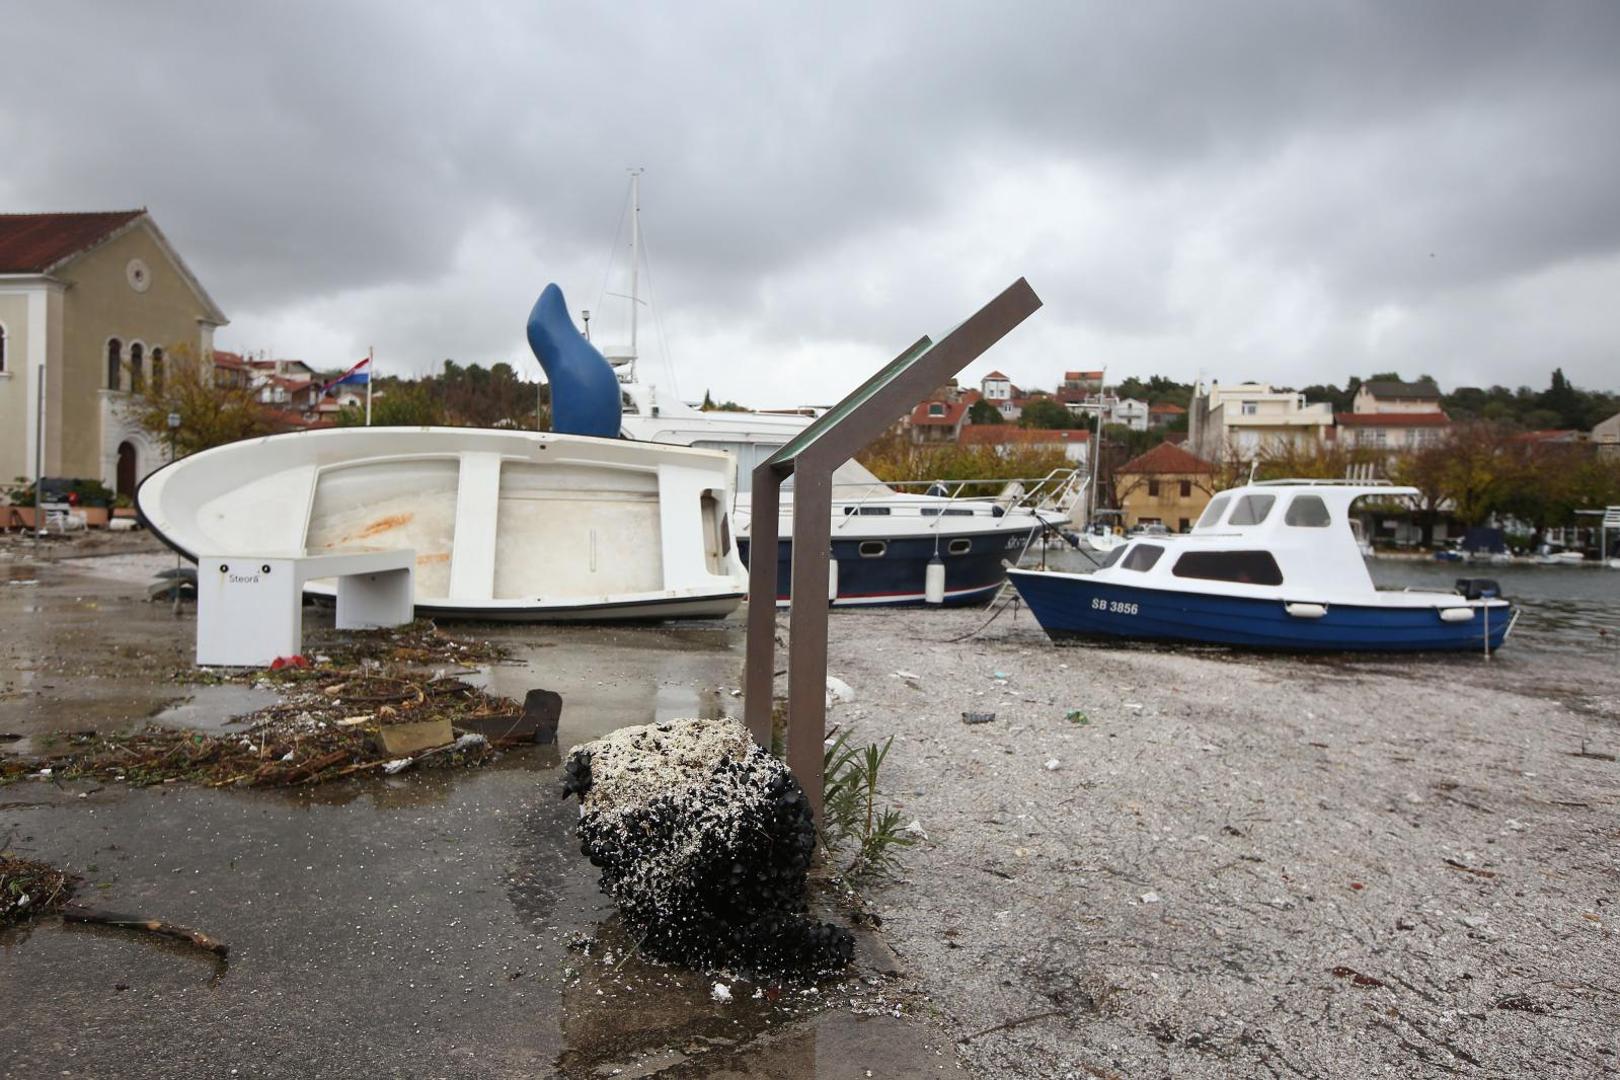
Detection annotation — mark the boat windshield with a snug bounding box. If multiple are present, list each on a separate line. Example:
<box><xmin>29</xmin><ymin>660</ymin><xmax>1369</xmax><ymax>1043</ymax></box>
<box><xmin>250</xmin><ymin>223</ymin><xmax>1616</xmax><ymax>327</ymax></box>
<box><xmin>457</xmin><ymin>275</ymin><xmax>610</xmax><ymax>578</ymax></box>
<box><xmin>1284</xmin><ymin>494</ymin><xmax>1332</xmax><ymax>527</ymax></box>
<box><xmin>1196</xmin><ymin>495</ymin><xmax>1230</xmax><ymax>529</ymax></box>
<box><xmin>1120</xmin><ymin>543</ymin><xmax>1164</xmax><ymax>572</ymax></box>
<box><xmin>1227</xmin><ymin>494</ymin><xmax>1276</xmax><ymax>526</ymax></box>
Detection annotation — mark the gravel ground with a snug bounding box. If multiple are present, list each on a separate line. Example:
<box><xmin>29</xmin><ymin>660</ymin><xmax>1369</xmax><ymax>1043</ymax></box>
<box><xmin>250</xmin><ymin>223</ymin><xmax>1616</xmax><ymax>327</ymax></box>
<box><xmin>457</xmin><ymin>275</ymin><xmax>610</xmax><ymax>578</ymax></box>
<box><xmin>816</xmin><ymin>607</ymin><xmax>1620</xmax><ymax>1079</ymax></box>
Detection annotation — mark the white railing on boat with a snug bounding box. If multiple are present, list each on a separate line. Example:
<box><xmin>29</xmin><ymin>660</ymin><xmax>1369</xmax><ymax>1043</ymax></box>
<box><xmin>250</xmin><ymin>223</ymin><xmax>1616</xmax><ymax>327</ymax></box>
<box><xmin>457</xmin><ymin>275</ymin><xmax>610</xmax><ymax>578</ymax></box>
<box><xmin>829</xmin><ymin>468</ymin><xmax>1087</xmax><ymax>532</ymax></box>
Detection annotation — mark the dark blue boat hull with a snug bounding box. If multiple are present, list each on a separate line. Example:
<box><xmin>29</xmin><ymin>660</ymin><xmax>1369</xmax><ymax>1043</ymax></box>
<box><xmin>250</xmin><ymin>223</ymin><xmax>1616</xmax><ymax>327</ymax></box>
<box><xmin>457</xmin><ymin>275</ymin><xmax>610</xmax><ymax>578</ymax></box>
<box><xmin>739</xmin><ymin>529</ymin><xmax>1037</xmax><ymax>607</ymax></box>
<box><xmin>1007</xmin><ymin>572</ymin><xmax>1514</xmax><ymax>652</ymax></box>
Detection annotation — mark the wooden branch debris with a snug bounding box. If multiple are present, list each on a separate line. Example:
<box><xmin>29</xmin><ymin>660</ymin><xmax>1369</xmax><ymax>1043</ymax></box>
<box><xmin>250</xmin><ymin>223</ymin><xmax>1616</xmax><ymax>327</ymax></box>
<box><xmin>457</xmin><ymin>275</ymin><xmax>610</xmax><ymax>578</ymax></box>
<box><xmin>61</xmin><ymin>902</ymin><xmax>229</xmax><ymax>958</ymax></box>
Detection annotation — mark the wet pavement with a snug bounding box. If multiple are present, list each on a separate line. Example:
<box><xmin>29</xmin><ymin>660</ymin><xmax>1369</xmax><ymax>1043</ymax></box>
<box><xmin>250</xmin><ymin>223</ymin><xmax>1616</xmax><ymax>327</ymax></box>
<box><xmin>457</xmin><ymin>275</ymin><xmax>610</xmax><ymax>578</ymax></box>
<box><xmin>0</xmin><ymin>549</ymin><xmax>958</xmax><ymax>1079</ymax></box>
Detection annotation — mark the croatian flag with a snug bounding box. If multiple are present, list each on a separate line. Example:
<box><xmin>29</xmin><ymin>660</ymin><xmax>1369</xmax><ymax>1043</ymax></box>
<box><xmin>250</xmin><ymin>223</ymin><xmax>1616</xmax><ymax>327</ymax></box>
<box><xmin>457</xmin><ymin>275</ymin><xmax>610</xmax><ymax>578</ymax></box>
<box><xmin>321</xmin><ymin>357</ymin><xmax>371</xmax><ymax>396</ymax></box>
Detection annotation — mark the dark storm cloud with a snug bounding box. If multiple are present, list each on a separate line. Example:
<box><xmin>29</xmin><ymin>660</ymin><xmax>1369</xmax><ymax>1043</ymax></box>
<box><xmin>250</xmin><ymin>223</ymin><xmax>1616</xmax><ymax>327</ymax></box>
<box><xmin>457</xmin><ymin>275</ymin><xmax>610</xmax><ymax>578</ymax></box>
<box><xmin>3</xmin><ymin>1</ymin><xmax>1617</xmax><ymax>401</ymax></box>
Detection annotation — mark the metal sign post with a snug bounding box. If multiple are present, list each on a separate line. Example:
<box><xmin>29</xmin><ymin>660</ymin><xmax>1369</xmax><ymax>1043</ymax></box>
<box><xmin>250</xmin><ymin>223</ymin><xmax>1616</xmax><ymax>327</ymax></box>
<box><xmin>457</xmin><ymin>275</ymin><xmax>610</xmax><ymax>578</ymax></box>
<box><xmin>743</xmin><ymin>279</ymin><xmax>1043</xmax><ymax>822</ymax></box>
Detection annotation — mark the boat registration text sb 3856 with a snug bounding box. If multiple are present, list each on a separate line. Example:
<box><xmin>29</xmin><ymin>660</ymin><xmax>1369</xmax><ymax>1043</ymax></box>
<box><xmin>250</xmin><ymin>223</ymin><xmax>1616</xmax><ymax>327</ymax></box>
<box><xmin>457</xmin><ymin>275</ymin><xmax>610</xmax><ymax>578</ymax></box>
<box><xmin>1091</xmin><ymin>598</ymin><xmax>1139</xmax><ymax>615</ymax></box>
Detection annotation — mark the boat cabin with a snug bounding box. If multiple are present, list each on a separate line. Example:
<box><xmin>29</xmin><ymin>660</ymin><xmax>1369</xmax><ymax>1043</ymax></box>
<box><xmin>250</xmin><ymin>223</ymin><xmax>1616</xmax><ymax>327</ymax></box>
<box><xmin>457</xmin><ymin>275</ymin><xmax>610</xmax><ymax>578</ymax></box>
<box><xmin>1089</xmin><ymin>480</ymin><xmax>1422</xmax><ymax>603</ymax></box>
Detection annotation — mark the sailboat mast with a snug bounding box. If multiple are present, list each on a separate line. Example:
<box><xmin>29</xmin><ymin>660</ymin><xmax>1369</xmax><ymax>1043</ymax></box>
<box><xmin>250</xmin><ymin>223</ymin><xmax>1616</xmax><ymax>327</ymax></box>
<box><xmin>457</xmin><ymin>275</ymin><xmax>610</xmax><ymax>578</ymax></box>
<box><xmin>627</xmin><ymin>167</ymin><xmax>642</xmax><ymax>381</ymax></box>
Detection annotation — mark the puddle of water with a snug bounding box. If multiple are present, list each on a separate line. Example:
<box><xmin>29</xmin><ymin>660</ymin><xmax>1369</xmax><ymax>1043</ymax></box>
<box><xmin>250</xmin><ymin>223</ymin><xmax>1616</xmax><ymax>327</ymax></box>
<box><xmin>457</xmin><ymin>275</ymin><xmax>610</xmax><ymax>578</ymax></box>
<box><xmin>149</xmin><ymin>683</ymin><xmax>281</xmax><ymax>734</ymax></box>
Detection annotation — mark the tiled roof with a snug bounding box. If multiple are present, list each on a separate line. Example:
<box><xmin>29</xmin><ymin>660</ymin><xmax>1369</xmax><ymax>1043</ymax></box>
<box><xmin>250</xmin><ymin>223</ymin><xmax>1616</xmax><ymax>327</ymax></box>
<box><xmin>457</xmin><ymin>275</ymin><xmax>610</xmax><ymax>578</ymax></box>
<box><xmin>1360</xmin><ymin>380</ymin><xmax>1440</xmax><ymax>401</ymax></box>
<box><xmin>1064</xmin><ymin>370</ymin><xmax>1104</xmax><ymax>381</ymax></box>
<box><xmin>1148</xmin><ymin>402</ymin><xmax>1186</xmax><ymax>414</ymax></box>
<box><xmin>1116</xmin><ymin>441</ymin><xmax>1215</xmax><ymax>475</ymax></box>
<box><xmin>1509</xmin><ymin>428</ymin><xmax>1582</xmax><ymax>443</ymax></box>
<box><xmin>983</xmin><ymin>370</ymin><xmax>1009</xmax><ymax>381</ymax></box>
<box><xmin>959</xmin><ymin>426</ymin><xmax>1089</xmax><ymax>446</ymax></box>
<box><xmin>0</xmin><ymin>210</ymin><xmax>146</xmax><ymax>273</ymax></box>
<box><xmin>909</xmin><ymin>400</ymin><xmax>968</xmax><ymax>426</ymax></box>
<box><xmin>1334</xmin><ymin>411</ymin><xmax>1450</xmax><ymax>427</ymax></box>
<box><xmin>211</xmin><ymin>350</ymin><xmax>250</xmax><ymax>370</ymax></box>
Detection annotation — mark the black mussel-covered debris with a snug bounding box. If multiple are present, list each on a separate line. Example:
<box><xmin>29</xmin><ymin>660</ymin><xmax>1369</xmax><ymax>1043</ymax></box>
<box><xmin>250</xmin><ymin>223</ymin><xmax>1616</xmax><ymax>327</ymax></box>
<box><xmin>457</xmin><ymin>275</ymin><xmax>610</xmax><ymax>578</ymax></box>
<box><xmin>562</xmin><ymin>717</ymin><xmax>853</xmax><ymax>976</ymax></box>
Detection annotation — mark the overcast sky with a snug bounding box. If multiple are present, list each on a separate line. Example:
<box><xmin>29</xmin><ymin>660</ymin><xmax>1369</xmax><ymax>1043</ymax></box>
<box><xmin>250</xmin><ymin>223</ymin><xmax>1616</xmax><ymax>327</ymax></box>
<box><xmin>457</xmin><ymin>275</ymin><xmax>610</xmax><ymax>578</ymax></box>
<box><xmin>5</xmin><ymin>2</ymin><xmax>1618</xmax><ymax>406</ymax></box>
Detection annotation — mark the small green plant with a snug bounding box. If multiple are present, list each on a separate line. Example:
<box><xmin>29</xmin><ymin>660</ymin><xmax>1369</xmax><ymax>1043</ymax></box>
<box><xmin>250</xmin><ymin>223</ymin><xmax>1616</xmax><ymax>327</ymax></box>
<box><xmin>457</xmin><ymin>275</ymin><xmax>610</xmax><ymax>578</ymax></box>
<box><xmin>821</xmin><ymin>731</ymin><xmax>916</xmax><ymax>881</ymax></box>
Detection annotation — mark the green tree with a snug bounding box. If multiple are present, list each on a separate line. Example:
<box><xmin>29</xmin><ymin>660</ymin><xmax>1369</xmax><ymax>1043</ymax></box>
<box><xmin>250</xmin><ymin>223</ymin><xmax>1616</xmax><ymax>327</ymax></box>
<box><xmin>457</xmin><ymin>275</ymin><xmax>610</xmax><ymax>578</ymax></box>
<box><xmin>131</xmin><ymin>344</ymin><xmax>276</xmax><ymax>455</ymax></box>
<box><xmin>968</xmin><ymin>399</ymin><xmax>1003</xmax><ymax>425</ymax></box>
<box><xmin>340</xmin><ymin>380</ymin><xmax>443</xmax><ymax>426</ymax></box>
<box><xmin>1018</xmin><ymin>398</ymin><xmax>1078</xmax><ymax>429</ymax></box>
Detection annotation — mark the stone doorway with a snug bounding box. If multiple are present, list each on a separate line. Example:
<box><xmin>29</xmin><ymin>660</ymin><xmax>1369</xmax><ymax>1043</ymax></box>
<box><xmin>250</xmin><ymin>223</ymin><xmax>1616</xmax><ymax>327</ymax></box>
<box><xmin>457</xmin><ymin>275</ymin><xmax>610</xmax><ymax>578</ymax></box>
<box><xmin>116</xmin><ymin>441</ymin><xmax>137</xmax><ymax>498</ymax></box>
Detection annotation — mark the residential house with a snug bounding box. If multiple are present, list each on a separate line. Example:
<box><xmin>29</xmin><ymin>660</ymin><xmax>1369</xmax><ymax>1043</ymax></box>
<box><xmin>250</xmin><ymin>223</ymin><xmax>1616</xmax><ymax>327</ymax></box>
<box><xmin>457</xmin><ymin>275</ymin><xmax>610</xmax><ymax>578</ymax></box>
<box><xmin>1061</xmin><ymin>370</ymin><xmax>1103</xmax><ymax>396</ymax></box>
<box><xmin>1332</xmin><ymin>411</ymin><xmax>1451</xmax><ymax>452</ymax></box>
<box><xmin>980</xmin><ymin>371</ymin><xmax>1012</xmax><ymax>403</ymax></box>
<box><xmin>1592</xmin><ymin>410</ymin><xmax>1620</xmax><ymax>458</ymax></box>
<box><xmin>959</xmin><ymin>425</ymin><xmax>1089</xmax><ymax>465</ymax></box>
<box><xmin>0</xmin><ymin>210</ymin><xmax>228</xmax><ymax>498</ymax></box>
<box><xmin>1352</xmin><ymin>379</ymin><xmax>1443</xmax><ymax>415</ymax></box>
<box><xmin>1188</xmin><ymin>382</ymin><xmax>1334</xmax><ymax>463</ymax></box>
<box><xmin>1147</xmin><ymin>402</ymin><xmax>1186</xmax><ymax>429</ymax></box>
<box><xmin>210</xmin><ymin>349</ymin><xmax>253</xmax><ymax>390</ymax></box>
<box><xmin>1107</xmin><ymin>397</ymin><xmax>1149</xmax><ymax>432</ymax></box>
<box><xmin>906</xmin><ymin>399</ymin><xmax>968</xmax><ymax>444</ymax></box>
<box><xmin>1113</xmin><ymin>441</ymin><xmax>1217</xmax><ymax>533</ymax></box>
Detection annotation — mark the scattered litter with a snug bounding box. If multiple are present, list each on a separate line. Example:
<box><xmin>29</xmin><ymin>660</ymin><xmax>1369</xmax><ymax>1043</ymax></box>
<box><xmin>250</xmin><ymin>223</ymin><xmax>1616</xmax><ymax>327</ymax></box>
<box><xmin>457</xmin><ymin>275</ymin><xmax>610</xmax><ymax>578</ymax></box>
<box><xmin>1123</xmin><ymin>702</ymin><xmax>1143</xmax><ymax>711</ymax></box>
<box><xmin>825</xmin><ymin>676</ymin><xmax>856</xmax><ymax>706</ymax></box>
<box><xmin>1065</xmin><ymin>710</ymin><xmax>1088</xmax><ymax>725</ymax></box>
<box><xmin>711</xmin><ymin>982</ymin><xmax>732</xmax><ymax>1003</ymax></box>
<box><xmin>903</xmin><ymin>819</ymin><xmax>927</xmax><ymax>840</ymax></box>
<box><xmin>1044</xmin><ymin>758</ymin><xmax>1061</xmax><ymax>771</ymax></box>
<box><xmin>269</xmin><ymin>655</ymin><xmax>310</xmax><ymax>671</ymax></box>
<box><xmin>1140</xmin><ymin>891</ymin><xmax>1162</xmax><ymax>904</ymax></box>
<box><xmin>892</xmin><ymin>670</ymin><xmax>921</xmax><ymax>681</ymax></box>
<box><xmin>1331</xmin><ymin>966</ymin><xmax>1385</xmax><ymax>988</ymax></box>
<box><xmin>962</xmin><ymin>711</ymin><xmax>996</xmax><ymax>725</ymax></box>
<box><xmin>381</xmin><ymin>758</ymin><xmax>412</xmax><ymax>775</ymax></box>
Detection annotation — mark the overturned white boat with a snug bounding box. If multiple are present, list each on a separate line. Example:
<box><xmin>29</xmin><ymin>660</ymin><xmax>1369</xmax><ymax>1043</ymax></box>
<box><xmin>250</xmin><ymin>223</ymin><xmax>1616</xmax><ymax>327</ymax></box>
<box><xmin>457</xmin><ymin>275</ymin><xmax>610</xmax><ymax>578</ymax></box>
<box><xmin>137</xmin><ymin>427</ymin><xmax>747</xmax><ymax>621</ymax></box>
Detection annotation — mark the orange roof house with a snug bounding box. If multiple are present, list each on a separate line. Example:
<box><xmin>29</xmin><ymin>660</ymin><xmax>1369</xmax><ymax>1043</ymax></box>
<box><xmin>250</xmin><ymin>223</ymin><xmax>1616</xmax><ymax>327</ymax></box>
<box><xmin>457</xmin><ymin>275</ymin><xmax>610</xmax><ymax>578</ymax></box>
<box><xmin>1113</xmin><ymin>442</ymin><xmax>1217</xmax><ymax>532</ymax></box>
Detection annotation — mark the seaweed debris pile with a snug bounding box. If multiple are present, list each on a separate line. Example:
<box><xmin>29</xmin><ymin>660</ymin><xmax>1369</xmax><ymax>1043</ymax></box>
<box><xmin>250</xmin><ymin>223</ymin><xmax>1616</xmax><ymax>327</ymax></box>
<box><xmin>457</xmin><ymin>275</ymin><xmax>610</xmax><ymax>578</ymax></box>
<box><xmin>1</xmin><ymin>855</ymin><xmax>76</xmax><ymax>926</ymax></box>
<box><xmin>562</xmin><ymin>717</ymin><xmax>854</xmax><ymax>977</ymax></box>
<box><xmin>3</xmin><ymin>621</ymin><xmax>528</xmax><ymax>788</ymax></box>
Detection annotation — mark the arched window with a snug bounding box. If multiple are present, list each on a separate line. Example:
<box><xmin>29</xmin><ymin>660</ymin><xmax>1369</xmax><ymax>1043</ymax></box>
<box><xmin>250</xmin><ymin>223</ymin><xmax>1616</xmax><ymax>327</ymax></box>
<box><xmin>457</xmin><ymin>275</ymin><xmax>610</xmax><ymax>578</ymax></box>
<box><xmin>130</xmin><ymin>342</ymin><xmax>145</xmax><ymax>393</ymax></box>
<box><xmin>151</xmin><ymin>347</ymin><xmax>164</xmax><ymax>395</ymax></box>
<box><xmin>107</xmin><ymin>338</ymin><xmax>123</xmax><ymax>390</ymax></box>
<box><xmin>0</xmin><ymin>322</ymin><xmax>8</xmax><ymax>374</ymax></box>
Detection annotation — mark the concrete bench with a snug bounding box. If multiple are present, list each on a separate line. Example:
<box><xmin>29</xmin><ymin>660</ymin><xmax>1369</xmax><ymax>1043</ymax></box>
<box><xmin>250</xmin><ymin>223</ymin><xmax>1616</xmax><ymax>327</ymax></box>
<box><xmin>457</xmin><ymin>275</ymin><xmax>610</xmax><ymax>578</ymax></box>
<box><xmin>196</xmin><ymin>549</ymin><xmax>415</xmax><ymax>667</ymax></box>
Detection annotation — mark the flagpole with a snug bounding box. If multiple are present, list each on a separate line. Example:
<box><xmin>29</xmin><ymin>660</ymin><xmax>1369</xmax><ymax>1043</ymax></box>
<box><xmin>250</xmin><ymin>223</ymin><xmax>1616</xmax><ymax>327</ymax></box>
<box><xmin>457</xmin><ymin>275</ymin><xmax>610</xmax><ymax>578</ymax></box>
<box><xmin>366</xmin><ymin>346</ymin><xmax>373</xmax><ymax>426</ymax></box>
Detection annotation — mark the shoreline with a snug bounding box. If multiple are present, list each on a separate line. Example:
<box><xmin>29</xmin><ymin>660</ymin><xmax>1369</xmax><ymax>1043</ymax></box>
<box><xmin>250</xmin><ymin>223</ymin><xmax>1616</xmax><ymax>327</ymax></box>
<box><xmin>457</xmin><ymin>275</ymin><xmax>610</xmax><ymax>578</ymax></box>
<box><xmin>819</xmin><ymin>606</ymin><xmax>1619</xmax><ymax>1078</ymax></box>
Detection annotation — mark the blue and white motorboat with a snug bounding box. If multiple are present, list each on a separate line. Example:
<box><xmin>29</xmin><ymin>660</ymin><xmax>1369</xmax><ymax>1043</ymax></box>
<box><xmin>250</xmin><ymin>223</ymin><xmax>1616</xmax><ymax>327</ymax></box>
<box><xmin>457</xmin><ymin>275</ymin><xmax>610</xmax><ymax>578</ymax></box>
<box><xmin>1007</xmin><ymin>480</ymin><xmax>1517</xmax><ymax>652</ymax></box>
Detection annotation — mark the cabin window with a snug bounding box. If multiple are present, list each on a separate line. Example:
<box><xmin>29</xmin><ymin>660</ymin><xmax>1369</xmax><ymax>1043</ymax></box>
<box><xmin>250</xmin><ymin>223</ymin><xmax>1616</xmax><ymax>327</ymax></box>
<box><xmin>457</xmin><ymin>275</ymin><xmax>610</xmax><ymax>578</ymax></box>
<box><xmin>1227</xmin><ymin>494</ymin><xmax>1276</xmax><ymax>526</ymax></box>
<box><xmin>700</xmin><ymin>493</ymin><xmax>731</xmax><ymax>574</ymax></box>
<box><xmin>948</xmin><ymin>538</ymin><xmax>972</xmax><ymax>555</ymax></box>
<box><xmin>1196</xmin><ymin>494</ymin><xmax>1230</xmax><ymax>529</ymax></box>
<box><xmin>107</xmin><ymin>338</ymin><xmax>122</xmax><ymax>389</ymax></box>
<box><xmin>1098</xmin><ymin>544</ymin><xmax>1128</xmax><ymax>569</ymax></box>
<box><xmin>129</xmin><ymin>343</ymin><xmax>145</xmax><ymax>393</ymax></box>
<box><xmin>1147</xmin><ymin>479</ymin><xmax>1160</xmax><ymax>497</ymax></box>
<box><xmin>1172</xmin><ymin>550</ymin><xmax>1284</xmax><ymax>586</ymax></box>
<box><xmin>1284</xmin><ymin>494</ymin><xmax>1331</xmax><ymax>528</ymax></box>
<box><xmin>921</xmin><ymin>507</ymin><xmax>974</xmax><ymax>517</ymax></box>
<box><xmin>843</xmin><ymin>505</ymin><xmax>891</xmax><ymax>516</ymax></box>
<box><xmin>858</xmin><ymin>540</ymin><xmax>887</xmax><ymax>558</ymax></box>
<box><xmin>1120</xmin><ymin>543</ymin><xmax>1164</xmax><ymax>572</ymax></box>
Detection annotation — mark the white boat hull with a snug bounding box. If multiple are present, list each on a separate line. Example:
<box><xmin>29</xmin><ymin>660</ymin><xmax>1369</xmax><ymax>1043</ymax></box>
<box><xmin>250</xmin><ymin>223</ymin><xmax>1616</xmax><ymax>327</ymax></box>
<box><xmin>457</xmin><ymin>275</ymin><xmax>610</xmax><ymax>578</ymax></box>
<box><xmin>137</xmin><ymin>427</ymin><xmax>747</xmax><ymax>621</ymax></box>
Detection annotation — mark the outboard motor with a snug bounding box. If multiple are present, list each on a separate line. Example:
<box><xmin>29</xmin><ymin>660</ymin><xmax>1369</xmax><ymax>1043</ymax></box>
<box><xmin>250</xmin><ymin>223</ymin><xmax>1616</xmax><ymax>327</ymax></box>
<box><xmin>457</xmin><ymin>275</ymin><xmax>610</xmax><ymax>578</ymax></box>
<box><xmin>1455</xmin><ymin>577</ymin><xmax>1502</xmax><ymax>601</ymax></box>
<box><xmin>526</xmin><ymin>283</ymin><xmax>623</xmax><ymax>438</ymax></box>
